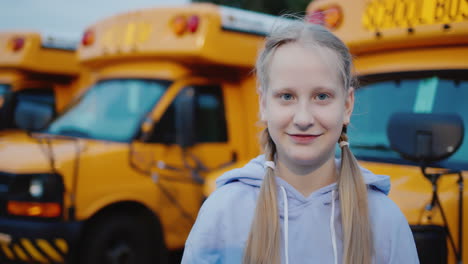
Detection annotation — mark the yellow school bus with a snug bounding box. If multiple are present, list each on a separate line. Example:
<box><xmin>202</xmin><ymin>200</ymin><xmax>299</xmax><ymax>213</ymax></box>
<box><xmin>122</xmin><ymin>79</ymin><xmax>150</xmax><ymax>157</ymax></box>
<box><xmin>305</xmin><ymin>0</ymin><xmax>467</xmax><ymax>263</ymax></box>
<box><xmin>0</xmin><ymin>4</ymin><xmax>287</xmax><ymax>263</ymax></box>
<box><xmin>0</xmin><ymin>32</ymin><xmax>82</xmax><ymax>132</ymax></box>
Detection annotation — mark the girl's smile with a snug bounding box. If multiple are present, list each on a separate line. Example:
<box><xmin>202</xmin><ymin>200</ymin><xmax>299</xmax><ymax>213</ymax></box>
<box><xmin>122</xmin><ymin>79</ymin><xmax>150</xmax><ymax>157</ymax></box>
<box><xmin>287</xmin><ymin>133</ymin><xmax>322</xmax><ymax>144</ymax></box>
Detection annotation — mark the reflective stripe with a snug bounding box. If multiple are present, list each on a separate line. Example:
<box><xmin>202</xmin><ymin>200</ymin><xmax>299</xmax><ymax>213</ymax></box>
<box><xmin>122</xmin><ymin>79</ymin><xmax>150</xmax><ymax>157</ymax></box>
<box><xmin>13</xmin><ymin>244</ymin><xmax>30</xmax><ymax>261</ymax></box>
<box><xmin>1</xmin><ymin>244</ymin><xmax>14</xmax><ymax>260</ymax></box>
<box><xmin>21</xmin><ymin>239</ymin><xmax>50</xmax><ymax>263</ymax></box>
<box><xmin>54</xmin><ymin>238</ymin><xmax>68</xmax><ymax>253</ymax></box>
<box><xmin>37</xmin><ymin>239</ymin><xmax>64</xmax><ymax>263</ymax></box>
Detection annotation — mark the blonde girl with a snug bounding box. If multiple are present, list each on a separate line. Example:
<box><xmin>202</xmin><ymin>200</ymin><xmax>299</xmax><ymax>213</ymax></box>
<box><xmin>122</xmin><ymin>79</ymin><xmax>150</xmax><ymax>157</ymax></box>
<box><xmin>182</xmin><ymin>19</ymin><xmax>419</xmax><ymax>264</ymax></box>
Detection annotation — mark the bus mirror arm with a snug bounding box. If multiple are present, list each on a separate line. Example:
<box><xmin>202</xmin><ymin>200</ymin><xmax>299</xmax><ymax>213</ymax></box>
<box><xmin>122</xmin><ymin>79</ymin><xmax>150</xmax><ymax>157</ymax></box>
<box><xmin>128</xmin><ymin>141</ymin><xmax>152</xmax><ymax>176</ymax></box>
<box><xmin>138</xmin><ymin>117</ymin><xmax>154</xmax><ymax>143</ymax></box>
<box><xmin>420</xmin><ymin>167</ymin><xmax>464</xmax><ymax>263</ymax></box>
<box><xmin>387</xmin><ymin>112</ymin><xmax>464</xmax><ymax>263</ymax></box>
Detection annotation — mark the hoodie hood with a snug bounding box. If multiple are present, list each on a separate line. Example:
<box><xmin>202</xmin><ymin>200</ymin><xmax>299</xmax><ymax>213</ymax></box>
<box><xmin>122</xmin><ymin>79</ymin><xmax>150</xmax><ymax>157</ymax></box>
<box><xmin>216</xmin><ymin>154</ymin><xmax>390</xmax><ymax>196</ymax></box>
<box><xmin>215</xmin><ymin>154</ymin><xmax>392</xmax><ymax>264</ymax></box>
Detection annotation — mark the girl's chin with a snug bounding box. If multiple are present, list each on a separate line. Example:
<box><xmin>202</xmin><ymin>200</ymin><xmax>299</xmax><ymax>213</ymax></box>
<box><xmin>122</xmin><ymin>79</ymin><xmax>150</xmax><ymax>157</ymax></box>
<box><xmin>287</xmin><ymin>155</ymin><xmax>321</xmax><ymax>166</ymax></box>
<box><xmin>284</xmin><ymin>151</ymin><xmax>335</xmax><ymax>167</ymax></box>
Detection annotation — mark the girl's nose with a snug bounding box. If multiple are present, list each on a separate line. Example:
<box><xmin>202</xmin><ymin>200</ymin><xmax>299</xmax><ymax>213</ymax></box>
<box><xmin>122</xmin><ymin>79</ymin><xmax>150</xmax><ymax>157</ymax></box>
<box><xmin>293</xmin><ymin>103</ymin><xmax>314</xmax><ymax>131</ymax></box>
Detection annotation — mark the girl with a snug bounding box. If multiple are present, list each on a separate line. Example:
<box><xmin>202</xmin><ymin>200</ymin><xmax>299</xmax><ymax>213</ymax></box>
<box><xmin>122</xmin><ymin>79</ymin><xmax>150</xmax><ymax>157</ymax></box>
<box><xmin>182</xmin><ymin>20</ymin><xmax>419</xmax><ymax>264</ymax></box>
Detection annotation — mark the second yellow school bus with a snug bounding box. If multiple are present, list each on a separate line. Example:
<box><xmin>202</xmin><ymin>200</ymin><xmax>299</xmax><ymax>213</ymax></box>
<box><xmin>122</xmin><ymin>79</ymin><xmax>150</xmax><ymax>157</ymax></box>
<box><xmin>0</xmin><ymin>4</ymin><xmax>288</xmax><ymax>264</ymax></box>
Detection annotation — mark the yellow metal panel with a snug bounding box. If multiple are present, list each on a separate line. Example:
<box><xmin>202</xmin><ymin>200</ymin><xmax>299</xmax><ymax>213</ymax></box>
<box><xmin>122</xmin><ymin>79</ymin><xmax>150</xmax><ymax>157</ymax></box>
<box><xmin>37</xmin><ymin>239</ymin><xmax>64</xmax><ymax>263</ymax></box>
<box><xmin>96</xmin><ymin>61</ymin><xmax>190</xmax><ymax>81</ymax></box>
<box><xmin>0</xmin><ymin>32</ymin><xmax>80</xmax><ymax>75</ymax></box>
<box><xmin>307</xmin><ymin>0</ymin><xmax>468</xmax><ymax>55</ymax></box>
<box><xmin>78</xmin><ymin>4</ymin><xmax>262</xmax><ymax>69</ymax></box>
<box><xmin>354</xmin><ymin>46</ymin><xmax>468</xmax><ymax>76</ymax></box>
<box><xmin>12</xmin><ymin>244</ymin><xmax>29</xmax><ymax>262</ymax></box>
<box><xmin>362</xmin><ymin>0</ymin><xmax>468</xmax><ymax>30</ymax></box>
<box><xmin>1</xmin><ymin>244</ymin><xmax>14</xmax><ymax>260</ymax></box>
<box><xmin>20</xmin><ymin>239</ymin><xmax>50</xmax><ymax>263</ymax></box>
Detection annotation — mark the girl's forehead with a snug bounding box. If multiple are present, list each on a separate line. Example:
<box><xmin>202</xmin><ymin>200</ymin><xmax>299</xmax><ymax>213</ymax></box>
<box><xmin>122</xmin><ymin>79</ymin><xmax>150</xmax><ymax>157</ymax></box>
<box><xmin>267</xmin><ymin>42</ymin><xmax>343</xmax><ymax>89</ymax></box>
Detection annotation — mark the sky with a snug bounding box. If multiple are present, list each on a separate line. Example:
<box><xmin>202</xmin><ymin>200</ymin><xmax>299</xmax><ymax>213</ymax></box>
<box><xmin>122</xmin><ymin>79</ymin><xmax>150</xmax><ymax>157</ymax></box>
<box><xmin>0</xmin><ymin>0</ymin><xmax>189</xmax><ymax>40</ymax></box>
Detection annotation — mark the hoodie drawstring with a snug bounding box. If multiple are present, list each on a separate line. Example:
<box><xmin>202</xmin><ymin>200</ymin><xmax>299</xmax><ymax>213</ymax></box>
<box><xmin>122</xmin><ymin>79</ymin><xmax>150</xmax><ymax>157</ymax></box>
<box><xmin>269</xmin><ymin>160</ymin><xmax>336</xmax><ymax>264</ymax></box>
<box><xmin>280</xmin><ymin>186</ymin><xmax>289</xmax><ymax>264</ymax></box>
<box><xmin>330</xmin><ymin>190</ymin><xmax>338</xmax><ymax>264</ymax></box>
<box><xmin>281</xmin><ymin>187</ymin><xmax>338</xmax><ymax>264</ymax></box>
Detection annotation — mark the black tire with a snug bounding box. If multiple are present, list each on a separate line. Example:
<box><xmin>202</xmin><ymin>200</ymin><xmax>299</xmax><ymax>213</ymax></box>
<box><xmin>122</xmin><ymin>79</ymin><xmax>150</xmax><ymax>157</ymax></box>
<box><xmin>79</xmin><ymin>212</ymin><xmax>167</xmax><ymax>264</ymax></box>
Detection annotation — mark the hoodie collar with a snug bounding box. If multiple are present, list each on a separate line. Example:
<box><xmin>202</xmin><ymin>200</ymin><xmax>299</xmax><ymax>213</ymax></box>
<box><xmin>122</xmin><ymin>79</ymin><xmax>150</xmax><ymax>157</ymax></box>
<box><xmin>216</xmin><ymin>154</ymin><xmax>391</xmax><ymax>198</ymax></box>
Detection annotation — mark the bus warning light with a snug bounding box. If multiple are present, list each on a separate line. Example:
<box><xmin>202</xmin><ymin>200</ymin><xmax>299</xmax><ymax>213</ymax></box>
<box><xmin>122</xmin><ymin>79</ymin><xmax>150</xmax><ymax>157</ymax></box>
<box><xmin>307</xmin><ymin>5</ymin><xmax>343</xmax><ymax>30</ymax></box>
<box><xmin>81</xmin><ymin>29</ymin><xmax>95</xmax><ymax>46</ymax></box>
<box><xmin>187</xmin><ymin>15</ymin><xmax>200</xmax><ymax>33</ymax></box>
<box><xmin>172</xmin><ymin>16</ymin><xmax>188</xmax><ymax>35</ymax></box>
<box><xmin>9</xmin><ymin>37</ymin><xmax>25</xmax><ymax>52</ymax></box>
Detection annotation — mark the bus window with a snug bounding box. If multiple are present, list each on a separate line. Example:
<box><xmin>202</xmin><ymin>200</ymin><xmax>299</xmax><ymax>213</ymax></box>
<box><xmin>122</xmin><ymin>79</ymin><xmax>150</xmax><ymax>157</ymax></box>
<box><xmin>350</xmin><ymin>71</ymin><xmax>468</xmax><ymax>170</ymax></box>
<box><xmin>148</xmin><ymin>85</ymin><xmax>228</xmax><ymax>144</ymax></box>
<box><xmin>195</xmin><ymin>86</ymin><xmax>227</xmax><ymax>143</ymax></box>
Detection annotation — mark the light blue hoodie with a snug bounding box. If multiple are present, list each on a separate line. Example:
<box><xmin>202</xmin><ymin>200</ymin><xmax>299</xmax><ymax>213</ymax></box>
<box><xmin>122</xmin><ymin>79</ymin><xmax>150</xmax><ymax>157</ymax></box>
<box><xmin>182</xmin><ymin>155</ymin><xmax>419</xmax><ymax>264</ymax></box>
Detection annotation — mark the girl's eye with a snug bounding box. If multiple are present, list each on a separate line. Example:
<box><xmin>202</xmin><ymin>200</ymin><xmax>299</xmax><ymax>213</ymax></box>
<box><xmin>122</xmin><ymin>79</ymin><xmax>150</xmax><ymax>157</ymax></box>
<box><xmin>316</xmin><ymin>93</ymin><xmax>330</xmax><ymax>101</ymax></box>
<box><xmin>280</xmin><ymin>93</ymin><xmax>294</xmax><ymax>101</ymax></box>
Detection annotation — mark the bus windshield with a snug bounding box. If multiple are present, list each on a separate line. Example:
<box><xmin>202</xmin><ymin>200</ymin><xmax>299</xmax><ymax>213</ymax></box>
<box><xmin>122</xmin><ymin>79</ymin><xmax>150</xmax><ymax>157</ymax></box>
<box><xmin>47</xmin><ymin>79</ymin><xmax>170</xmax><ymax>142</ymax></box>
<box><xmin>350</xmin><ymin>71</ymin><xmax>468</xmax><ymax>170</ymax></box>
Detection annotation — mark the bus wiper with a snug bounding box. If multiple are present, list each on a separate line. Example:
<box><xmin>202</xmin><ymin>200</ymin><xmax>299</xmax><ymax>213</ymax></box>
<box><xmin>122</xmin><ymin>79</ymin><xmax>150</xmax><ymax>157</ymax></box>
<box><xmin>55</xmin><ymin>127</ymin><xmax>90</xmax><ymax>137</ymax></box>
<box><xmin>351</xmin><ymin>143</ymin><xmax>393</xmax><ymax>151</ymax></box>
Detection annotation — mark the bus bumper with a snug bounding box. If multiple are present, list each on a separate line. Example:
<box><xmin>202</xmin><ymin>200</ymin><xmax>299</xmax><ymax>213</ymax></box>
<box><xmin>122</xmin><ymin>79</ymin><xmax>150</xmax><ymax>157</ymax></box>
<box><xmin>0</xmin><ymin>217</ymin><xmax>82</xmax><ymax>263</ymax></box>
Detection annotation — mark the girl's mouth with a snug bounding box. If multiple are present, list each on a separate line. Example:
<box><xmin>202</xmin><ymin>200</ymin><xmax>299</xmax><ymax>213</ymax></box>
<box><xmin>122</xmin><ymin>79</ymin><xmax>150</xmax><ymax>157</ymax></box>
<box><xmin>287</xmin><ymin>133</ymin><xmax>321</xmax><ymax>144</ymax></box>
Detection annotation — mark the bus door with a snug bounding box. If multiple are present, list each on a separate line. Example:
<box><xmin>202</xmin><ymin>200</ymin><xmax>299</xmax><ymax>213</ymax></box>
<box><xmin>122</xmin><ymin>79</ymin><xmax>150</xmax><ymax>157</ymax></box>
<box><xmin>131</xmin><ymin>77</ymin><xmax>235</xmax><ymax>236</ymax></box>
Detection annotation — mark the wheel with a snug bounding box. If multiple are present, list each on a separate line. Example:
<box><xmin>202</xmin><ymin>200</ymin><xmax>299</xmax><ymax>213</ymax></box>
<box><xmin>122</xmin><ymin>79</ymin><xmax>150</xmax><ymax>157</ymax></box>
<box><xmin>79</xmin><ymin>212</ymin><xmax>167</xmax><ymax>264</ymax></box>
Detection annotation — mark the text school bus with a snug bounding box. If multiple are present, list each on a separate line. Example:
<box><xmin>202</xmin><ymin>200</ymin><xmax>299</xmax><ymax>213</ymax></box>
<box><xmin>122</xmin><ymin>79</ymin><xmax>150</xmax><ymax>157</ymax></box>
<box><xmin>0</xmin><ymin>4</ymin><xmax>287</xmax><ymax>264</ymax></box>
<box><xmin>306</xmin><ymin>0</ymin><xmax>466</xmax><ymax>263</ymax></box>
<box><xmin>0</xmin><ymin>32</ymin><xmax>82</xmax><ymax>132</ymax></box>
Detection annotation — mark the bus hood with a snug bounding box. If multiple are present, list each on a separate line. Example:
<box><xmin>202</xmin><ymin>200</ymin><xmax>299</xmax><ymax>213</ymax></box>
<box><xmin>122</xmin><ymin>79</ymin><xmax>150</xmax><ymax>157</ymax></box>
<box><xmin>0</xmin><ymin>132</ymin><xmax>127</xmax><ymax>174</ymax></box>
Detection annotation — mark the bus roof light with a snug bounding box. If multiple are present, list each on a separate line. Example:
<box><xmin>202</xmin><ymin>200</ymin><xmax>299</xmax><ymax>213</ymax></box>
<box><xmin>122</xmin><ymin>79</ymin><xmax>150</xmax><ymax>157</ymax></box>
<box><xmin>307</xmin><ymin>5</ymin><xmax>343</xmax><ymax>30</ymax></box>
<box><xmin>172</xmin><ymin>16</ymin><xmax>188</xmax><ymax>36</ymax></box>
<box><xmin>10</xmin><ymin>37</ymin><xmax>25</xmax><ymax>52</ymax></box>
<box><xmin>307</xmin><ymin>11</ymin><xmax>325</xmax><ymax>26</ymax></box>
<box><xmin>187</xmin><ymin>15</ymin><xmax>200</xmax><ymax>33</ymax></box>
<box><xmin>81</xmin><ymin>29</ymin><xmax>95</xmax><ymax>46</ymax></box>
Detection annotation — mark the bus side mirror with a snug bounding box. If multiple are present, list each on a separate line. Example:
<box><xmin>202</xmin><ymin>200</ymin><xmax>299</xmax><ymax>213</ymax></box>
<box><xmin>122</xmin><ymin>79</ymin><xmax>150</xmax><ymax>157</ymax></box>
<box><xmin>0</xmin><ymin>92</ymin><xmax>14</xmax><ymax>130</ymax></box>
<box><xmin>14</xmin><ymin>100</ymin><xmax>54</xmax><ymax>131</ymax></box>
<box><xmin>175</xmin><ymin>87</ymin><xmax>195</xmax><ymax>148</ymax></box>
<box><xmin>387</xmin><ymin>112</ymin><xmax>464</xmax><ymax>165</ymax></box>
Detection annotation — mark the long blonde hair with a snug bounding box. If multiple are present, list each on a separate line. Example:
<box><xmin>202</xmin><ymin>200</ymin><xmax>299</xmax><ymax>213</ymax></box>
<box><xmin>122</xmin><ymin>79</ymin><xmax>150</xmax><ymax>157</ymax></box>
<box><xmin>243</xmin><ymin>21</ymin><xmax>373</xmax><ymax>264</ymax></box>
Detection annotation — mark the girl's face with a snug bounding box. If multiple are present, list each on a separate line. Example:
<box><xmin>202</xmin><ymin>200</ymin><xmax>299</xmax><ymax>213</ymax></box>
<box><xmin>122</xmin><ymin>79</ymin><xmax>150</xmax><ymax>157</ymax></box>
<box><xmin>260</xmin><ymin>42</ymin><xmax>354</xmax><ymax>168</ymax></box>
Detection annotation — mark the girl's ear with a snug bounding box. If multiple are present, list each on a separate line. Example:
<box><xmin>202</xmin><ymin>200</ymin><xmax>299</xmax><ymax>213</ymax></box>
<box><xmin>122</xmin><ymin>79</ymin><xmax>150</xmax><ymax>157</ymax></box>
<box><xmin>343</xmin><ymin>87</ymin><xmax>355</xmax><ymax>125</ymax></box>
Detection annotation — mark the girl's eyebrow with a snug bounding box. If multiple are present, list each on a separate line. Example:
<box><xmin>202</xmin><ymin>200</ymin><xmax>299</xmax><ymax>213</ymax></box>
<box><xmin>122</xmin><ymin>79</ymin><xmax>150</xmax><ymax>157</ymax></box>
<box><xmin>313</xmin><ymin>86</ymin><xmax>337</xmax><ymax>93</ymax></box>
<box><xmin>271</xmin><ymin>85</ymin><xmax>337</xmax><ymax>94</ymax></box>
<box><xmin>270</xmin><ymin>87</ymin><xmax>295</xmax><ymax>93</ymax></box>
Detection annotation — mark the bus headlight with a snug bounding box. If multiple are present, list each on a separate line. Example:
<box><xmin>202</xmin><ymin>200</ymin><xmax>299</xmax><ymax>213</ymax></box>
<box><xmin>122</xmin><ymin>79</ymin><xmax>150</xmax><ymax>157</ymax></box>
<box><xmin>29</xmin><ymin>177</ymin><xmax>45</xmax><ymax>198</ymax></box>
